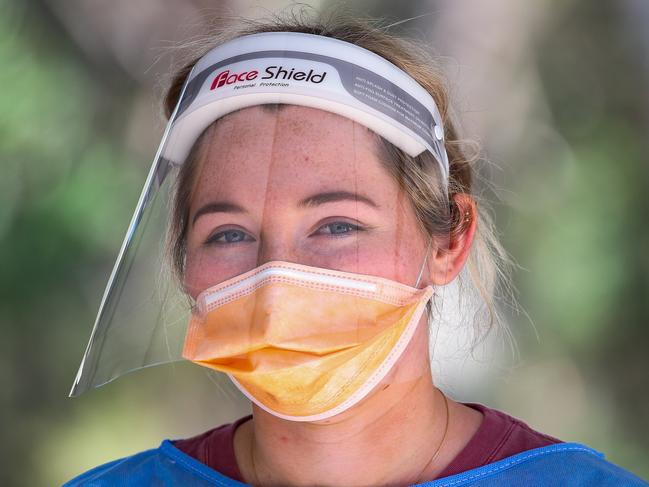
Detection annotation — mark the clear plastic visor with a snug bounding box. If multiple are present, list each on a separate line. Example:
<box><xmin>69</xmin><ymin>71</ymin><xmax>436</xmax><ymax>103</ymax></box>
<box><xmin>70</xmin><ymin>102</ymin><xmax>450</xmax><ymax>411</ymax></box>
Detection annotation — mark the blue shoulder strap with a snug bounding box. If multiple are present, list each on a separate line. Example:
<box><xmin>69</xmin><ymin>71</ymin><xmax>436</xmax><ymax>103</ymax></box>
<box><xmin>64</xmin><ymin>440</ymin><xmax>648</xmax><ymax>486</ymax></box>
<box><xmin>63</xmin><ymin>441</ymin><xmax>246</xmax><ymax>487</ymax></box>
<box><xmin>414</xmin><ymin>442</ymin><xmax>648</xmax><ymax>486</ymax></box>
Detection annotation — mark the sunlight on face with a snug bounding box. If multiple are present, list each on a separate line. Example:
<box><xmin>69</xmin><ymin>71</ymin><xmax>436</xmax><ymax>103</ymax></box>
<box><xmin>183</xmin><ymin>105</ymin><xmax>429</xmax><ymax>299</ymax></box>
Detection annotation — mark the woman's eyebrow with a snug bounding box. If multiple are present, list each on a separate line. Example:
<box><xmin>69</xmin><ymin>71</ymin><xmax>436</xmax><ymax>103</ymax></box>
<box><xmin>192</xmin><ymin>201</ymin><xmax>246</xmax><ymax>225</ymax></box>
<box><xmin>298</xmin><ymin>191</ymin><xmax>379</xmax><ymax>208</ymax></box>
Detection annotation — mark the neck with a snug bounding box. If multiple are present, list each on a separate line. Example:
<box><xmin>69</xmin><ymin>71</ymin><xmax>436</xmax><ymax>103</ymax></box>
<box><xmin>237</xmin><ymin>369</ymin><xmax>449</xmax><ymax>487</ymax></box>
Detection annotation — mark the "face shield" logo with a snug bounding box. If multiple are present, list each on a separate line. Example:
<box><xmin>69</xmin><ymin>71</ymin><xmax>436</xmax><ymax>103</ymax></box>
<box><xmin>211</xmin><ymin>69</ymin><xmax>259</xmax><ymax>89</ymax></box>
<box><xmin>211</xmin><ymin>65</ymin><xmax>327</xmax><ymax>90</ymax></box>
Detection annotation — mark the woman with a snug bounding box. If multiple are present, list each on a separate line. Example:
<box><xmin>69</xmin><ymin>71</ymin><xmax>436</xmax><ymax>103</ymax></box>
<box><xmin>65</xmin><ymin>11</ymin><xmax>647</xmax><ymax>487</ymax></box>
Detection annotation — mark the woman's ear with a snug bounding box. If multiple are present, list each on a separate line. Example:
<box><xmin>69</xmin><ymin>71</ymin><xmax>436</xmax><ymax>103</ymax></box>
<box><xmin>428</xmin><ymin>193</ymin><xmax>477</xmax><ymax>285</ymax></box>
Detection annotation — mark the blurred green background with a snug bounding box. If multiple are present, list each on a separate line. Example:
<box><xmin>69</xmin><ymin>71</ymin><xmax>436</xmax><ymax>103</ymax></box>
<box><xmin>1</xmin><ymin>0</ymin><xmax>648</xmax><ymax>485</ymax></box>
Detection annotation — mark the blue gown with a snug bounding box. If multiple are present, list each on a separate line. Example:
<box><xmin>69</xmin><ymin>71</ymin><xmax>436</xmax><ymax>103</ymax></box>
<box><xmin>64</xmin><ymin>440</ymin><xmax>648</xmax><ymax>486</ymax></box>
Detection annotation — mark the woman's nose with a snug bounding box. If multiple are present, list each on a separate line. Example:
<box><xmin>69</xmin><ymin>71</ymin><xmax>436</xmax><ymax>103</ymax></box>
<box><xmin>254</xmin><ymin>236</ymin><xmax>298</xmax><ymax>266</ymax></box>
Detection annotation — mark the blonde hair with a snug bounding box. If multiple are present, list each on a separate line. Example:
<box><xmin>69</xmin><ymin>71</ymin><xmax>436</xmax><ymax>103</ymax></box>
<box><xmin>163</xmin><ymin>7</ymin><xmax>516</xmax><ymax>349</ymax></box>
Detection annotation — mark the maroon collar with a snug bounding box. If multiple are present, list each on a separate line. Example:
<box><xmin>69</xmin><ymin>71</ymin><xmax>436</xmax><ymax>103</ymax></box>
<box><xmin>172</xmin><ymin>402</ymin><xmax>561</xmax><ymax>482</ymax></box>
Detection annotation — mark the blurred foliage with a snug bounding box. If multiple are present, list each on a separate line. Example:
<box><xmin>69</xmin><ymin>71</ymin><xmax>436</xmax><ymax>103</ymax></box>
<box><xmin>0</xmin><ymin>2</ymin><xmax>142</xmax><ymax>485</ymax></box>
<box><xmin>527</xmin><ymin>0</ymin><xmax>649</xmax><ymax>469</ymax></box>
<box><xmin>1</xmin><ymin>0</ymin><xmax>647</xmax><ymax>485</ymax></box>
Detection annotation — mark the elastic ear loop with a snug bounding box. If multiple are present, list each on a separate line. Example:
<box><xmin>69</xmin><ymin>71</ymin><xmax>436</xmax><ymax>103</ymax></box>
<box><xmin>428</xmin><ymin>228</ymin><xmax>453</xmax><ymax>393</ymax></box>
<box><xmin>414</xmin><ymin>237</ymin><xmax>433</xmax><ymax>289</ymax></box>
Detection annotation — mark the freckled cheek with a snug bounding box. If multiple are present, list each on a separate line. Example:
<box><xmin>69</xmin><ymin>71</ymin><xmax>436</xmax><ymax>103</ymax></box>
<box><xmin>182</xmin><ymin>249</ymin><xmax>258</xmax><ymax>299</ymax></box>
<box><xmin>338</xmin><ymin>252</ymin><xmax>387</xmax><ymax>277</ymax></box>
<box><xmin>353</xmin><ymin>233</ymin><xmax>426</xmax><ymax>285</ymax></box>
<box><xmin>182</xmin><ymin>260</ymin><xmax>214</xmax><ymax>300</ymax></box>
<box><xmin>359</xmin><ymin>249</ymin><xmax>421</xmax><ymax>284</ymax></box>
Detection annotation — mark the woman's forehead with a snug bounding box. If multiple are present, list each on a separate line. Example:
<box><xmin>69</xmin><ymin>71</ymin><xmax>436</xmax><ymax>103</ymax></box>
<box><xmin>191</xmin><ymin>105</ymin><xmax>399</xmax><ymax>206</ymax></box>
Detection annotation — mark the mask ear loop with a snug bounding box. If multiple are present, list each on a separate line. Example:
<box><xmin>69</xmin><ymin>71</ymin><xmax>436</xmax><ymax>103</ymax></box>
<box><xmin>414</xmin><ymin>237</ymin><xmax>433</xmax><ymax>289</ymax></box>
<box><xmin>428</xmin><ymin>215</ymin><xmax>455</xmax><ymax>396</ymax></box>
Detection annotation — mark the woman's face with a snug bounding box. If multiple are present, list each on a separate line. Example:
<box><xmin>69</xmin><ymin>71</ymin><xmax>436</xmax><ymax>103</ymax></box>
<box><xmin>183</xmin><ymin>105</ymin><xmax>431</xmax><ymax>299</ymax></box>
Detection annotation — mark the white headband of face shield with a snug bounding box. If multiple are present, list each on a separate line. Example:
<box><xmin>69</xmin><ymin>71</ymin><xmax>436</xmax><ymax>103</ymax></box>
<box><xmin>162</xmin><ymin>31</ymin><xmax>450</xmax><ymax>185</ymax></box>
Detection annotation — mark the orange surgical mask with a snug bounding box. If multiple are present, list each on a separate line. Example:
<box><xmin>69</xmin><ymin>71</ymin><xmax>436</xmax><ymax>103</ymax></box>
<box><xmin>182</xmin><ymin>261</ymin><xmax>434</xmax><ymax>422</ymax></box>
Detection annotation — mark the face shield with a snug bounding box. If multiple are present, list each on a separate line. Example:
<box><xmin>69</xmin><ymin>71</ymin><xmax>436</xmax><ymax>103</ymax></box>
<box><xmin>70</xmin><ymin>32</ymin><xmax>451</xmax><ymax>422</ymax></box>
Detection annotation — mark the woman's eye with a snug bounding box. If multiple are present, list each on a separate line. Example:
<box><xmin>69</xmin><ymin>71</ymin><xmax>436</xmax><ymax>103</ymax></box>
<box><xmin>315</xmin><ymin>222</ymin><xmax>361</xmax><ymax>236</ymax></box>
<box><xmin>206</xmin><ymin>229</ymin><xmax>252</xmax><ymax>245</ymax></box>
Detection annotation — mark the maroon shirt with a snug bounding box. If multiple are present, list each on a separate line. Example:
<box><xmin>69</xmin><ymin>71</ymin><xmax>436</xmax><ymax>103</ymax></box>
<box><xmin>173</xmin><ymin>403</ymin><xmax>562</xmax><ymax>482</ymax></box>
